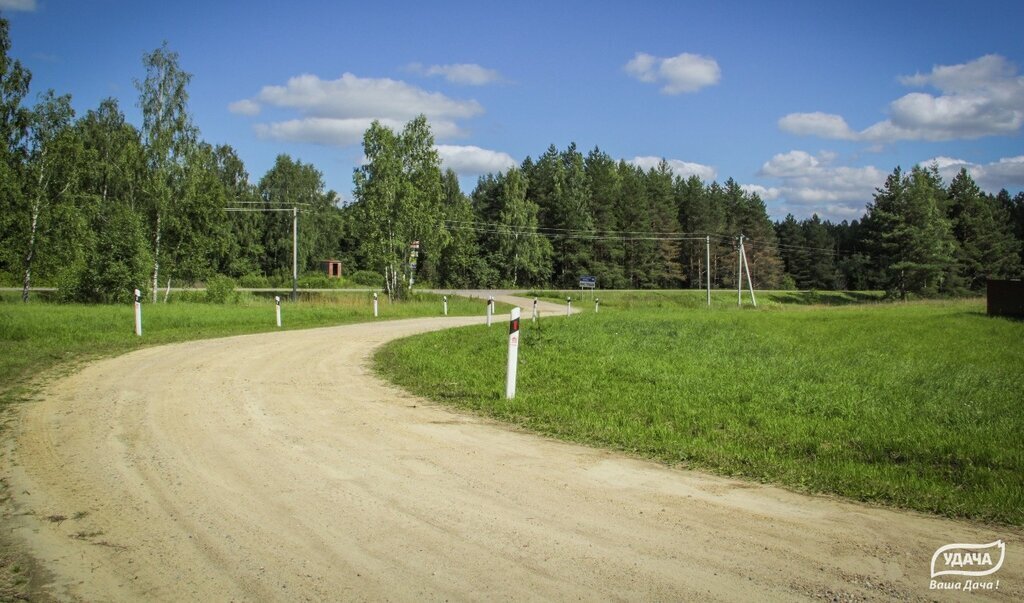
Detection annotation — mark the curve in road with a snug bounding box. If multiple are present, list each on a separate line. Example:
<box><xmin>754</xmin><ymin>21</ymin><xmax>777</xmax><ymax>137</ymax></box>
<box><xmin>3</xmin><ymin>294</ymin><xmax>1021</xmax><ymax>601</ymax></box>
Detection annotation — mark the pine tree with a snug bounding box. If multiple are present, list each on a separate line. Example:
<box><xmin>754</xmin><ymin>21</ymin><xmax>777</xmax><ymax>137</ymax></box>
<box><xmin>865</xmin><ymin>165</ymin><xmax>957</xmax><ymax>299</ymax></box>
<box><xmin>645</xmin><ymin>160</ymin><xmax>683</xmax><ymax>287</ymax></box>
<box><xmin>948</xmin><ymin>169</ymin><xmax>1022</xmax><ymax>290</ymax></box>
<box><xmin>775</xmin><ymin>214</ymin><xmax>807</xmax><ymax>287</ymax></box>
<box><xmin>585</xmin><ymin>147</ymin><xmax>626</xmax><ymax>288</ymax></box>
<box><xmin>801</xmin><ymin>215</ymin><xmax>837</xmax><ymax>289</ymax></box>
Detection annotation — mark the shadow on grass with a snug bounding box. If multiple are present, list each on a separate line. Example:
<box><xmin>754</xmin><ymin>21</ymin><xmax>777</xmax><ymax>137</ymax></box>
<box><xmin>763</xmin><ymin>291</ymin><xmax>885</xmax><ymax>306</ymax></box>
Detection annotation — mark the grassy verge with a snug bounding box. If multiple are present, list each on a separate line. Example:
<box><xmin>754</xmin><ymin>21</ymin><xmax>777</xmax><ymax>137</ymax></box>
<box><xmin>375</xmin><ymin>295</ymin><xmax>1024</xmax><ymax>524</ymax></box>
<box><xmin>526</xmin><ymin>288</ymin><xmax>887</xmax><ymax>309</ymax></box>
<box><xmin>0</xmin><ymin>291</ymin><xmax>501</xmax><ymax>406</ymax></box>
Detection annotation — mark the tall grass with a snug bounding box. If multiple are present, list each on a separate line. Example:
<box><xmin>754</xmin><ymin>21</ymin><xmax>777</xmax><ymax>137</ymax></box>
<box><xmin>376</xmin><ymin>296</ymin><xmax>1024</xmax><ymax>524</ymax></box>
<box><xmin>0</xmin><ymin>291</ymin><xmax>499</xmax><ymax>405</ymax></box>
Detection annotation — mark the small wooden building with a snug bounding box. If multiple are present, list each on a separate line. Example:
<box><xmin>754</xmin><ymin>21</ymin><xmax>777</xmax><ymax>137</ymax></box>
<box><xmin>321</xmin><ymin>259</ymin><xmax>343</xmax><ymax>278</ymax></box>
<box><xmin>987</xmin><ymin>279</ymin><xmax>1024</xmax><ymax>318</ymax></box>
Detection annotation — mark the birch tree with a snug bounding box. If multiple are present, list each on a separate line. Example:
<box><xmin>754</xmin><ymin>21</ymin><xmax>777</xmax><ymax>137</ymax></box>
<box><xmin>352</xmin><ymin>116</ymin><xmax>443</xmax><ymax>299</ymax></box>
<box><xmin>136</xmin><ymin>43</ymin><xmax>196</xmax><ymax>301</ymax></box>
<box><xmin>21</xmin><ymin>90</ymin><xmax>74</xmax><ymax>301</ymax></box>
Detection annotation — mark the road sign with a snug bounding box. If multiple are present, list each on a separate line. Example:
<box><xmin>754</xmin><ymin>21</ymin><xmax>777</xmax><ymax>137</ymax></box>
<box><xmin>579</xmin><ymin>275</ymin><xmax>596</xmax><ymax>289</ymax></box>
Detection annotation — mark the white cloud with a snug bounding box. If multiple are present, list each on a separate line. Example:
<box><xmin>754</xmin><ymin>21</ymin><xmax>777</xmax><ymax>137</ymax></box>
<box><xmin>436</xmin><ymin>145</ymin><xmax>516</xmax><ymax>175</ymax></box>
<box><xmin>751</xmin><ymin>150</ymin><xmax>888</xmax><ymax>219</ymax></box>
<box><xmin>0</xmin><ymin>0</ymin><xmax>36</xmax><ymax>11</ymax></box>
<box><xmin>255</xmin><ymin>117</ymin><xmax>463</xmax><ymax>147</ymax></box>
<box><xmin>778</xmin><ymin>112</ymin><xmax>857</xmax><ymax>140</ymax></box>
<box><xmin>922</xmin><ymin>155</ymin><xmax>1024</xmax><ymax>191</ymax></box>
<box><xmin>627</xmin><ymin>156</ymin><xmax>717</xmax><ymax>181</ymax></box>
<box><xmin>410</xmin><ymin>63</ymin><xmax>502</xmax><ymax>86</ymax></box>
<box><xmin>624</xmin><ymin>53</ymin><xmax>658</xmax><ymax>83</ymax></box>
<box><xmin>779</xmin><ymin>55</ymin><xmax>1024</xmax><ymax>143</ymax></box>
<box><xmin>754</xmin><ymin>150</ymin><xmax>1024</xmax><ymax>220</ymax></box>
<box><xmin>254</xmin><ymin>73</ymin><xmax>482</xmax><ymax>121</ymax></box>
<box><xmin>228</xmin><ymin>99</ymin><xmax>261</xmax><ymax>116</ymax></box>
<box><xmin>234</xmin><ymin>73</ymin><xmax>483</xmax><ymax>146</ymax></box>
<box><xmin>740</xmin><ymin>184</ymin><xmax>781</xmax><ymax>201</ymax></box>
<box><xmin>625</xmin><ymin>52</ymin><xmax>720</xmax><ymax>94</ymax></box>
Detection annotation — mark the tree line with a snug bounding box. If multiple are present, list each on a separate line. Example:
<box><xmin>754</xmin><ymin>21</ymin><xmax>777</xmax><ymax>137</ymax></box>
<box><xmin>2</xmin><ymin>21</ymin><xmax>1022</xmax><ymax>303</ymax></box>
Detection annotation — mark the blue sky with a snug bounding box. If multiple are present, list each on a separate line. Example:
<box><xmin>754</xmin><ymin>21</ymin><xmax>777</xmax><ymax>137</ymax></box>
<box><xmin>5</xmin><ymin>0</ymin><xmax>1023</xmax><ymax>221</ymax></box>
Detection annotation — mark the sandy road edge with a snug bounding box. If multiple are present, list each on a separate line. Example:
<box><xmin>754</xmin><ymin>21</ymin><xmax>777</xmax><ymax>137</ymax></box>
<box><xmin>0</xmin><ymin>292</ymin><xmax>560</xmax><ymax>601</ymax></box>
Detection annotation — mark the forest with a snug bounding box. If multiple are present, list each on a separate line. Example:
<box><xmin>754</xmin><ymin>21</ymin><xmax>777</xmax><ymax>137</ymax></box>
<box><xmin>2</xmin><ymin>20</ymin><xmax>1022</xmax><ymax>303</ymax></box>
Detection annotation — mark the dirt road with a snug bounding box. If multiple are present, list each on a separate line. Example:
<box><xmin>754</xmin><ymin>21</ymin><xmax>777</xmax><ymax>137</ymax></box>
<box><xmin>4</xmin><ymin>295</ymin><xmax>1020</xmax><ymax>601</ymax></box>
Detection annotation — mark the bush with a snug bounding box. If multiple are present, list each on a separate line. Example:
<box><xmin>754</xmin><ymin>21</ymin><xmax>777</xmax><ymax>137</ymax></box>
<box><xmin>237</xmin><ymin>274</ymin><xmax>270</xmax><ymax>288</ymax></box>
<box><xmin>349</xmin><ymin>270</ymin><xmax>384</xmax><ymax>288</ymax></box>
<box><xmin>298</xmin><ymin>274</ymin><xmax>332</xmax><ymax>289</ymax></box>
<box><xmin>205</xmin><ymin>275</ymin><xmax>237</xmax><ymax>304</ymax></box>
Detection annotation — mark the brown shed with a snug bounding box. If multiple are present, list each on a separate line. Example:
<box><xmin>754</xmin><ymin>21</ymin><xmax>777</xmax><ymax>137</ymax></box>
<box><xmin>321</xmin><ymin>259</ymin><xmax>343</xmax><ymax>278</ymax></box>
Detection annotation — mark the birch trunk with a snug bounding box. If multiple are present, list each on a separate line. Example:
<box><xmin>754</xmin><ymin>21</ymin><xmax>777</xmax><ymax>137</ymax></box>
<box><xmin>151</xmin><ymin>213</ymin><xmax>161</xmax><ymax>303</ymax></box>
<box><xmin>21</xmin><ymin>203</ymin><xmax>40</xmax><ymax>303</ymax></box>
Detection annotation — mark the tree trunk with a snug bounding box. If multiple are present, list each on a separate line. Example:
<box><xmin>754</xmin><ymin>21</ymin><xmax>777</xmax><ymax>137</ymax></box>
<box><xmin>151</xmin><ymin>213</ymin><xmax>161</xmax><ymax>303</ymax></box>
<box><xmin>21</xmin><ymin>202</ymin><xmax>41</xmax><ymax>302</ymax></box>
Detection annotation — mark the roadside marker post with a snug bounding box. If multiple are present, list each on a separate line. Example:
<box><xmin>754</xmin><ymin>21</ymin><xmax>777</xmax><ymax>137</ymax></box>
<box><xmin>566</xmin><ymin>296</ymin><xmax>572</xmax><ymax>316</ymax></box>
<box><xmin>506</xmin><ymin>307</ymin><xmax>520</xmax><ymax>399</ymax></box>
<box><xmin>373</xmin><ymin>292</ymin><xmax>379</xmax><ymax>317</ymax></box>
<box><xmin>532</xmin><ymin>297</ymin><xmax>538</xmax><ymax>322</ymax></box>
<box><xmin>486</xmin><ymin>297</ymin><xmax>492</xmax><ymax>326</ymax></box>
<box><xmin>595</xmin><ymin>298</ymin><xmax>600</xmax><ymax>313</ymax></box>
<box><xmin>443</xmin><ymin>296</ymin><xmax>448</xmax><ymax>316</ymax></box>
<box><xmin>275</xmin><ymin>296</ymin><xmax>282</xmax><ymax>327</ymax></box>
<box><xmin>133</xmin><ymin>289</ymin><xmax>142</xmax><ymax>336</ymax></box>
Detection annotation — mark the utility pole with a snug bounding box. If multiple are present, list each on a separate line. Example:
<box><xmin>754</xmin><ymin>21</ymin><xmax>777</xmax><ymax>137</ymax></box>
<box><xmin>738</xmin><ymin>234</ymin><xmax>744</xmax><ymax>307</ymax></box>
<box><xmin>741</xmin><ymin>237</ymin><xmax>757</xmax><ymax>307</ymax></box>
<box><xmin>706</xmin><ymin>235</ymin><xmax>711</xmax><ymax>307</ymax></box>
<box><xmin>291</xmin><ymin>206</ymin><xmax>298</xmax><ymax>302</ymax></box>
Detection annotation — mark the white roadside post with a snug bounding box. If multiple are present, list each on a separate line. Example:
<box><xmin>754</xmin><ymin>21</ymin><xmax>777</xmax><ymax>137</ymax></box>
<box><xmin>566</xmin><ymin>296</ymin><xmax>571</xmax><ymax>316</ymax></box>
<box><xmin>595</xmin><ymin>297</ymin><xmax>600</xmax><ymax>313</ymax></box>
<box><xmin>133</xmin><ymin>288</ymin><xmax>142</xmax><ymax>336</ymax></box>
<box><xmin>373</xmin><ymin>292</ymin><xmax>379</xmax><ymax>317</ymax></box>
<box><xmin>506</xmin><ymin>307</ymin><xmax>521</xmax><ymax>399</ymax></box>
<box><xmin>486</xmin><ymin>297</ymin><xmax>492</xmax><ymax>326</ymax></box>
<box><xmin>443</xmin><ymin>295</ymin><xmax>448</xmax><ymax>316</ymax></box>
<box><xmin>275</xmin><ymin>295</ymin><xmax>282</xmax><ymax>327</ymax></box>
<box><xmin>532</xmin><ymin>297</ymin><xmax>538</xmax><ymax>322</ymax></box>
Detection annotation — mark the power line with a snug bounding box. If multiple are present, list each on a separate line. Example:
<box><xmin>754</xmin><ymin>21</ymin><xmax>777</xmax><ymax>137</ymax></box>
<box><xmin>442</xmin><ymin>218</ymin><xmax>734</xmax><ymax>242</ymax></box>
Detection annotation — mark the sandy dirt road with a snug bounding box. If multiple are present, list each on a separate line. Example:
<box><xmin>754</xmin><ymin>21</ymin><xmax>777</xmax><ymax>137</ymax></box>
<box><xmin>3</xmin><ymin>294</ymin><xmax>1021</xmax><ymax>601</ymax></box>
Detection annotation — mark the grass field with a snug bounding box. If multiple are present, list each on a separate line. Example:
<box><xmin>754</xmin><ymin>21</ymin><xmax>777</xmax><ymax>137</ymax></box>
<box><xmin>0</xmin><ymin>290</ymin><xmax>498</xmax><ymax>406</ymax></box>
<box><xmin>376</xmin><ymin>292</ymin><xmax>1024</xmax><ymax>524</ymax></box>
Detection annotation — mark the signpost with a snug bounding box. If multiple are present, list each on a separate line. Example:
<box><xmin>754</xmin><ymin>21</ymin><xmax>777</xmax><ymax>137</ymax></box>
<box><xmin>506</xmin><ymin>307</ymin><xmax>520</xmax><ymax>399</ymax></box>
<box><xmin>579</xmin><ymin>275</ymin><xmax>596</xmax><ymax>300</ymax></box>
<box><xmin>408</xmin><ymin>240</ymin><xmax>420</xmax><ymax>288</ymax></box>
<box><xmin>133</xmin><ymin>289</ymin><xmax>142</xmax><ymax>336</ymax></box>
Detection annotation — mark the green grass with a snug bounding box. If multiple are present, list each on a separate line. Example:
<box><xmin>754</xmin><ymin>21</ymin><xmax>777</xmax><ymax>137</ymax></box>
<box><xmin>527</xmin><ymin>288</ymin><xmax>887</xmax><ymax>309</ymax></box>
<box><xmin>375</xmin><ymin>294</ymin><xmax>1024</xmax><ymax>524</ymax></box>
<box><xmin>0</xmin><ymin>291</ymin><xmax>502</xmax><ymax>406</ymax></box>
